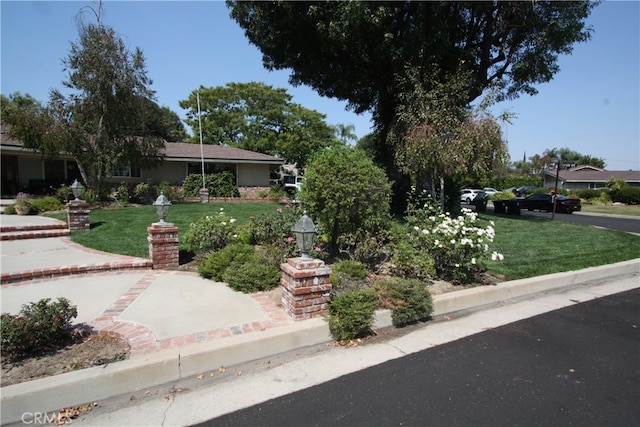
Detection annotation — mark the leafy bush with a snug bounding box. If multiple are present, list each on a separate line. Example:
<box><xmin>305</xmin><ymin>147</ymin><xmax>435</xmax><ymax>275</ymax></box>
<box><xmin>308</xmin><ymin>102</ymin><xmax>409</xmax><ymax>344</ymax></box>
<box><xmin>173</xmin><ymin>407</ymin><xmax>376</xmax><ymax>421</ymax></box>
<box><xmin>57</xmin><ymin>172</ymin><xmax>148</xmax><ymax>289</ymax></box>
<box><xmin>299</xmin><ymin>146</ymin><xmax>392</xmax><ymax>256</ymax></box>
<box><xmin>182</xmin><ymin>172</ymin><xmax>240</xmax><ymax>198</ymax></box>
<box><xmin>155</xmin><ymin>181</ymin><xmax>179</xmax><ymax>201</ymax></box>
<box><xmin>389</xmin><ymin>239</ymin><xmax>436</xmax><ymax>280</ymax></box>
<box><xmin>81</xmin><ymin>188</ymin><xmax>100</xmax><ymax>204</ymax></box>
<box><xmin>198</xmin><ymin>243</ymin><xmax>254</xmax><ymax>280</ymax></box>
<box><xmin>381</xmin><ymin>278</ymin><xmax>433</xmax><ymax>327</ymax></box>
<box><xmin>133</xmin><ymin>182</ymin><xmax>153</xmax><ymax>204</ymax></box>
<box><xmin>611</xmin><ymin>187</ymin><xmax>640</xmax><ymax>205</ymax></box>
<box><xmin>1</xmin><ymin>297</ymin><xmax>78</xmax><ymax>360</ymax></box>
<box><xmin>406</xmin><ymin>198</ymin><xmax>503</xmax><ymax>283</ymax></box>
<box><xmin>327</xmin><ymin>288</ymin><xmax>378</xmax><ymax>341</ymax></box>
<box><xmin>56</xmin><ymin>184</ymin><xmax>74</xmax><ymax>202</ymax></box>
<box><xmin>333</xmin><ymin>260</ymin><xmax>367</xmax><ymax>280</ymax></box>
<box><xmin>183</xmin><ymin>208</ymin><xmax>238</xmax><ymax>253</ymax></box>
<box><xmin>336</xmin><ymin>228</ymin><xmax>393</xmax><ymax>269</ymax></box>
<box><xmin>267</xmin><ymin>185</ymin><xmax>287</xmax><ymax>201</ymax></box>
<box><xmin>3</xmin><ymin>203</ymin><xmax>17</xmax><ymax>214</ymax></box>
<box><xmin>249</xmin><ymin>204</ymin><xmax>304</xmax><ymax>258</ymax></box>
<box><xmin>577</xmin><ymin>188</ymin><xmax>606</xmax><ymax>201</ymax></box>
<box><xmin>492</xmin><ymin>191</ymin><xmax>515</xmax><ymax>200</ymax></box>
<box><xmin>222</xmin><ymin>256</ymin><xmax>281</xmax><ymax>293</ymax></box>
<box><xmin>330</xmin><ymin>260</ymin><xmax>368</xmax><ymax>293</ymax></box>
<box><xmin>30</xmin><ymin>196</ymin><xmax>65</xmax><ymax>213</ymax></box>
<box><xmin>113</xmin><ymin>181</ymin><xmax>130</xmax><ymax>206</ymax></box>
<box><xmin>197</xmin><ymin>243</ymin><xmax>280</xmax><ymax>293</ymax></box>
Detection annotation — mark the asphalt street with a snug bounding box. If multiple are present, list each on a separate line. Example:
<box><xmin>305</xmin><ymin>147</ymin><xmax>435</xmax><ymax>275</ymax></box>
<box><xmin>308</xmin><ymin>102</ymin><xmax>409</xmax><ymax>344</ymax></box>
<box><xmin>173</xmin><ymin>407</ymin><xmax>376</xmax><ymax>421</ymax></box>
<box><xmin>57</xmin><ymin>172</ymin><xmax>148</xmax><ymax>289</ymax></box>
<box><xmin>499</xmin><ymin>208</ymin><xmax>640</xmax><ymax>235</ymax></box>
<box><xmin>201</xmin><ymin>288</ymin><xmax>640</xmax><ymax>427</ymax></box>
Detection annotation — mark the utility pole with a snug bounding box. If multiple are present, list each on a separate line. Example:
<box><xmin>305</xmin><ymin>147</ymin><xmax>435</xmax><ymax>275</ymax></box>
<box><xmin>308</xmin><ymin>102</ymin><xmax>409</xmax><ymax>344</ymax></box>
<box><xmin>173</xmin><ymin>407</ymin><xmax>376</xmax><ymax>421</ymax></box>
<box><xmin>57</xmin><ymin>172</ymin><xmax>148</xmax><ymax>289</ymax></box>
<box><xmin>552</xmin><ymin>162</ymin><xmax>560</xmax><ymax>221</ymax></box>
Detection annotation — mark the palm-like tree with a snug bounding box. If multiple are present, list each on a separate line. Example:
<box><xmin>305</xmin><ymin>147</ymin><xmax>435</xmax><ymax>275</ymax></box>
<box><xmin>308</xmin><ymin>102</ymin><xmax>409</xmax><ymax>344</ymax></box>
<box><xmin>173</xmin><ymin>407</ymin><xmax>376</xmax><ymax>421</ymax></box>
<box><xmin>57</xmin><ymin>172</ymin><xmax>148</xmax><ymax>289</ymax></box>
<box><xmin>334</xmin><ymin>123</ymin><xmax>357</xmax><ymax>144</ymax></box>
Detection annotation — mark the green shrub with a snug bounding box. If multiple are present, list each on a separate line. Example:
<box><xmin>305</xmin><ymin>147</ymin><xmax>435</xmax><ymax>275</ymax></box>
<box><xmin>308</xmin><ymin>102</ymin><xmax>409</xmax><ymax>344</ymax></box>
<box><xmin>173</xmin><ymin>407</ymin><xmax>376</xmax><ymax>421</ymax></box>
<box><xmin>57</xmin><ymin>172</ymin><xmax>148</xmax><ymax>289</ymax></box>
<box><xmin>3</xmin><ymin>203</ymin><xmax>16</xmax><ymax>214</ymax></box>
<box><xmin>81</xmin><ymin>188</ymin><xmax>100</xmax><ymax>204</ymax></box>
<box><xmin>299</xmin><ymin>146</ymin><xmax>392</xmax><ymax>256</ymax></box>
<box><xmin>382</xmin><ymin>278</ymin><xmax>433</xmax><ymax>327</ymax></box>
<box><xmin>328</xmin><ymin>289</ymin><xmax>378</xmax><ymax>341</ymax></box>
<box><xmin>182</xmin><ymin>172</ymin><xmax>240</xmax><ymax>198</ymax></box>
<box><xmin>249</xmin><ymin>204</ymin><xmax>304</xmax><ymax>258</ymax></box>
<box><xmin>492</xmin><ymin>191</ymin><xmax>515</xmax><ymax>200</ymax></box>
<box><xmin>133</xmin><ymin>182</ymin><xmax>152</xmax><ymax>204</ymax></box>
<box><xmin>390</xmin><ymin>239</ymin><xmax>436</xmax><ymax>280</ymax></box>
<box><xmin>183</xmin><ymin>208</ymin><xmax>238</xmax><ymax>253</ymax></box>
<box><xmin>197</xmin><ymin>243</ymin><xmax>281</xmax><ymax>293</ymax></box>
<box><xmin>30</xmin><ymin>196</ymin><xmax>65</xmax><ymax>213</ymax></box>
<box><xmin>336</xmin><ymin>228</ymin><xmax>393</xmax><ymax>269</ymax></box>
<box><xmin>267</xmin><ymin>185</ymin><xmax>287</xmax><ymax>201</ymax></box>
<box><xmin>113</xmin><ymin>182</ymin><xmax>130</xmax><ymax>206</ymax></box>
<box><xmin>222</xmin><ymin>256</ymin><xmax>281</xmax><ymax>293</ymax></box>
<box><xmin>577</xmin><ymin>188</ymin><xmax>606</xmax><ymax>201</ymax></box>
<box><xmin>155</xmin><ymin>181</ymin><xmax>178</xmax><ymax>201</ymax></box>
<box><xmin>611</xmin><ymin>187</ymin><xmax>640</xmax><ymax>205</ymax></box>
<box><xmin>197</xmin><ymin>243</ymin><xmax>254</xmax><ymax>280</ymax></box>
<box><xmin>1</xmin><ymin>297</ymin><xmax>78</xmax><ymax>360</ymax></box>
<box><xmin>330</xmin><ymin>260</ymin><xmax>368</xmax><ymax>293</ymax></box>
<box><xmin>56</xmin><ymin>184</ymin><xmax>74</xmax><ymax>202</ymax></box>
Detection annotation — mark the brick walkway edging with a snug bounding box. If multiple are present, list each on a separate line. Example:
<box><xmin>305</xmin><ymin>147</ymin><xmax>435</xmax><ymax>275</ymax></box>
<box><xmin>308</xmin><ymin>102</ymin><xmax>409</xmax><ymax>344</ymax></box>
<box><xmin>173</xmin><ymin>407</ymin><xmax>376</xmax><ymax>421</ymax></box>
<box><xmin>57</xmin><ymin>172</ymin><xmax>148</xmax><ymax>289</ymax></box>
<box><xmin>89</xmin><ymin>271</ymin><xmax>292</xmax><ymax>356</ymax></box>
<box><xmin>0</xmin><ymin>238</ymin><xmax>153</xmax><ymax>285</ymax></box>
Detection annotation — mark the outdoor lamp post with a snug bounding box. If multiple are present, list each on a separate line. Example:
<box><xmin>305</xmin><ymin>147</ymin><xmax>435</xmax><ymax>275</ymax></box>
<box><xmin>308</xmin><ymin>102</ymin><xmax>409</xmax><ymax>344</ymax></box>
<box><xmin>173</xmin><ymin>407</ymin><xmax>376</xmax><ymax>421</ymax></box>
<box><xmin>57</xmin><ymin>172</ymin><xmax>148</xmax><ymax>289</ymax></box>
<box><xmin>291</xmin><ymin>211</ymin><xmax>317</xmax><ymax>259</ymax></box>
<box><xmin>70</xmin><ymin>179</ymin><xmax>84</xmax><ymax>200</ymax></box>
<box><xmin>153</xmin><ymin>192</ymin><xmax>172</xmax><ymax>223</ymax></box>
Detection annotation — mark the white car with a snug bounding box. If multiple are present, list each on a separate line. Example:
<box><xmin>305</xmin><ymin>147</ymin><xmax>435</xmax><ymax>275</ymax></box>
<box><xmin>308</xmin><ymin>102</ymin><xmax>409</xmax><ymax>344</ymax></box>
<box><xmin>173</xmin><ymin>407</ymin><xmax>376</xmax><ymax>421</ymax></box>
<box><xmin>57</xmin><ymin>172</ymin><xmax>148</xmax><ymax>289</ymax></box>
<box><xmin>460</xmin><ymin>189</ymin><xmax>482</xmax><ymax>203</ymax></box>
<box><xmin>483</xmin><ymin>188</ymin><xmax>499</xmax><ymax>196</ymax></box>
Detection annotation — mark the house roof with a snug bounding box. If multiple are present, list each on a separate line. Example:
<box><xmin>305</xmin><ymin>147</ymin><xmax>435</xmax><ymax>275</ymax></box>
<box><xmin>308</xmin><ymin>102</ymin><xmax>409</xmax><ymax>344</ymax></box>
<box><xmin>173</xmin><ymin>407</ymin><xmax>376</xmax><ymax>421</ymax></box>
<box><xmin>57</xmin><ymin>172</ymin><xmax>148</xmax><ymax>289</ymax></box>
<box><xmin>544</xmin><ymin>165</ymin><xmax>640</xmax><ymax>183</ymax></box>
<box><xmin>162</xmin><ymin>142</ymin><xmax>283</xmax><ymax>164</ymax></box>
<box><xmin>1</xmin><ymin>125</ymin><xmax>283</xmax><ymax>165</ymax></box>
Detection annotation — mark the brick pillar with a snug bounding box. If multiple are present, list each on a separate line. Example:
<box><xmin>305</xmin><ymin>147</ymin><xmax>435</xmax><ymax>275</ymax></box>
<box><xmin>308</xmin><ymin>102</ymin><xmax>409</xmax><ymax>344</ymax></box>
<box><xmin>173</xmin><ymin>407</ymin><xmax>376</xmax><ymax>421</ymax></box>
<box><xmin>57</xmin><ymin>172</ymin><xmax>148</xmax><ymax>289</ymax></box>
<box><xmin>199</xmin><ymin>188</ymin><xmax>209</xmax><ymax>203</ymax></box>
<box><xmin>147</xmin><ymin>222</ymin><xmax>179</xmax><ymax>269</ymax></box>
<box><xmin>66</xmin><ymin>200</ymin><xmax>90</xmax><ymax>231</ymax></box>
<box><xmin>280</xmin><ymin>257</ymin><xmax>332</xmax><ymax>321</ymax></box>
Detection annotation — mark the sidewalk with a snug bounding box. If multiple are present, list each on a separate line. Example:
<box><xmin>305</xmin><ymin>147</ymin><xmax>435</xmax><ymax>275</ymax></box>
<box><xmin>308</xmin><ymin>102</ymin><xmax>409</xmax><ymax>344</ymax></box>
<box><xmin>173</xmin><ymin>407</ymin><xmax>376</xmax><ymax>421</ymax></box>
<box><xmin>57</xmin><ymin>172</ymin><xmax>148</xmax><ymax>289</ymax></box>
<box><xmin>0</xmin><ymin>213</ymin><xmax>639</xmax><ymax>425</ymax></box>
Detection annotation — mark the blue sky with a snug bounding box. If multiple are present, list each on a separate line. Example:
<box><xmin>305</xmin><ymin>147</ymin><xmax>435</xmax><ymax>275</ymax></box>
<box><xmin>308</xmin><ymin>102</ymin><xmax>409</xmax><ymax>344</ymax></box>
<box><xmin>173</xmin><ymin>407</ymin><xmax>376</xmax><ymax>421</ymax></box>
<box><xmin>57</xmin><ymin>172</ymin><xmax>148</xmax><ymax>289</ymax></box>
<box><xmin>2</xmin><ymin>1</ymin><xmax>638</xmax><ymax>171</ymax></box>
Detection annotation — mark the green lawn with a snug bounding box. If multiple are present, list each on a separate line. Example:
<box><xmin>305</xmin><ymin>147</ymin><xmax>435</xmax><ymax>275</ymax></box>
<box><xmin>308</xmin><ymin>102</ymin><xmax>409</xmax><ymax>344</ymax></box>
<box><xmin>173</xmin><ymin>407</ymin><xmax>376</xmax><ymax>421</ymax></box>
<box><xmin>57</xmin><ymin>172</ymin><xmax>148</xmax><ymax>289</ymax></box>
<box><xmin>47</xmin><ymin>201</ymin><xmax>284</xmax><ymax>258</ymax></box>
<box><xmin>482</xmin><ymin>213</ymin><xmax>640</xmax><ymax>280</ymax></box>
<box><xmin>46</xmin><ymin>202</ymin><xmax>640</xmax><ymax>281</ymax></box>
<box><xmin>581</xmin><ymin>204</ymin><xmax>640</xmax><ymax>217</ymax></box>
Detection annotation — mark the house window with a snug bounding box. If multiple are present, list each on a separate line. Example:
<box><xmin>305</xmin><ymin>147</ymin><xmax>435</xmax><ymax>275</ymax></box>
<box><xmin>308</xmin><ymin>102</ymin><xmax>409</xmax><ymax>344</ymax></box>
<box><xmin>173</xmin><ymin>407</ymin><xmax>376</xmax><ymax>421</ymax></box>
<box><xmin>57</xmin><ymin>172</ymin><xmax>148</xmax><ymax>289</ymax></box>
<box><xmin>112</xmin><ymin>163</ymin><xmax>141</xmax><ymax>178</ymax></box>
<box><xmin>187</xmin><ymin>162</ymin><xmax>236</xmax><ymax>175</ymax></box>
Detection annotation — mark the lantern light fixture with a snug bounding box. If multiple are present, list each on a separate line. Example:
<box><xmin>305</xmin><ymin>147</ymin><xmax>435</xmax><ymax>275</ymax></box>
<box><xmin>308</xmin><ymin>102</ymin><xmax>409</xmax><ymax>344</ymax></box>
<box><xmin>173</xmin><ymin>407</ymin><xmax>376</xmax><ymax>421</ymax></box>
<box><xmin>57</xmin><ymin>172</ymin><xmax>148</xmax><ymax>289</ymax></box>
<box><xmin>70</xmin><ymin>179</ymin><xmax>84</xmax><ymax>200</ymax></box>
<box><xmin>291</xmin><ymin>211</ymin><xmax>317</xmax><ymax>259</ymax></box>
<box><xmin>153</xmin><ymin>192</ymin><xmax>172</xmax><ymax>223</ymax></box>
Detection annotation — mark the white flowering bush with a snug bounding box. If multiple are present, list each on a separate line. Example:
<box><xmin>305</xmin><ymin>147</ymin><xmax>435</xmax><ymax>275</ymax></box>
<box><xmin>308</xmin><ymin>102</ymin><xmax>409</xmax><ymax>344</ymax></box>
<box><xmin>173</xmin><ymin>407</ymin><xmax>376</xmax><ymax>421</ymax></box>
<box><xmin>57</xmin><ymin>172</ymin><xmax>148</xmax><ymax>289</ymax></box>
<box><xmin>406</xmin><ymin>204</ymin><xmax>503</xmax><ymax>284</ymax></box>
<box><xmin>183</xmin><ymin>208</ymin><xmax>237</xmax><ymax>253</ymax></box>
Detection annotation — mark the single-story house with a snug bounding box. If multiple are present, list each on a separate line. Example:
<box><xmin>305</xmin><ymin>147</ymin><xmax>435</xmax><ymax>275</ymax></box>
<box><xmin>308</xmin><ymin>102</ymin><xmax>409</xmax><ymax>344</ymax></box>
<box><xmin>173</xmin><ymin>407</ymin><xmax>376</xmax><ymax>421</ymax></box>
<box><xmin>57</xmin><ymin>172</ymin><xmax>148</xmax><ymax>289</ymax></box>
<box><xmin>0</xmin><ymin>125</ymin><xmax>284</xmax><ymax>196</ymax></box>
<box><xmin>541</xmin><ymin>165</ymin><xmax>640</xmax><ymax>191</ymax></box>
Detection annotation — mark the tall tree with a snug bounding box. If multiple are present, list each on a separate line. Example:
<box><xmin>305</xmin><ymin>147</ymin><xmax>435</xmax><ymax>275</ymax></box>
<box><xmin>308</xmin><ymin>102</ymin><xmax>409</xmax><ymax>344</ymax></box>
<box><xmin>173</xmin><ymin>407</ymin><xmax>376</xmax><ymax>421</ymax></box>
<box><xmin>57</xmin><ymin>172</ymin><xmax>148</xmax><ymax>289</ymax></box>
<box><xmin>228</xmin><ymin>1</ymin><xmax>595</xmax><ymax>137</ymax></box>
<box><xmin>179</xmin><ymin>82</ymin><xmax>338</xmax><ymax>168</ymax></box>
<box><xmin>3</xmin><ymin>10</ymin><xmax>164</xmax><ymax>192</ymax></box>
<box><xmin>228</xmin><ymin>1</ymin><xmax>596</xmax><ymax>203</ymax></box>
<box><xmin>393</xmin><ymin>68</ymin><xmax>508</xmax><ymax>212</ymax></box>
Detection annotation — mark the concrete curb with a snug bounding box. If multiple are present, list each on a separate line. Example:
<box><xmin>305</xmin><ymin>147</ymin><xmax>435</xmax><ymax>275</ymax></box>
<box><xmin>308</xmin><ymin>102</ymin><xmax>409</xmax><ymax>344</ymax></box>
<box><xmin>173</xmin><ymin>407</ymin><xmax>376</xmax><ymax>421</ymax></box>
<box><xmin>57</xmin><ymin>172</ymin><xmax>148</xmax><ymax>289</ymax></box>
<box><xmin>2</xmin><ymin>258</ymin><xmax>639</xmax><ymax>424</ymax></box>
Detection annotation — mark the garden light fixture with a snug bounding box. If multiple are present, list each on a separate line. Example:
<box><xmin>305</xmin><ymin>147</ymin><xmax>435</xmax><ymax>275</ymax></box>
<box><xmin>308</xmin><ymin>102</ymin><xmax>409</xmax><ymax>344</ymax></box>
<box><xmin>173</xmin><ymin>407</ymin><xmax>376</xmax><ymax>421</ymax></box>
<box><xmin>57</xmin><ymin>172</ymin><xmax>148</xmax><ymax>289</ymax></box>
<box><xmin>291</xmin><ymin>211</ymin><xmax>317</xmax><ymax>259</ymax></box>
<box><xmin>153</xmin><ymin>192</ymin><xmax>172</xmax><ymax>223</ymax></box>
<box><xmin>70</xmin><ymin>179</ymin><xmax>84</xmax><ymax>200</ymax></box>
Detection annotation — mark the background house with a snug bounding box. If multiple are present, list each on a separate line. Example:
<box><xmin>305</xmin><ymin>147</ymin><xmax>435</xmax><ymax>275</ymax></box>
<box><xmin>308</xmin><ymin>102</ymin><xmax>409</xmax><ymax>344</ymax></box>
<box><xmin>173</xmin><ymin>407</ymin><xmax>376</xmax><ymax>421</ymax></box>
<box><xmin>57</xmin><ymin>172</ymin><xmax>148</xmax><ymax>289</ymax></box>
<box><xmin>541</xmin><ymin>165</ymin><xmax>640</xmax><ymax>191</ymax></box>
<box><xmin>0</xmin><ymin>125</ymin><xmax>283</xmax><ymax>196</ymax></box>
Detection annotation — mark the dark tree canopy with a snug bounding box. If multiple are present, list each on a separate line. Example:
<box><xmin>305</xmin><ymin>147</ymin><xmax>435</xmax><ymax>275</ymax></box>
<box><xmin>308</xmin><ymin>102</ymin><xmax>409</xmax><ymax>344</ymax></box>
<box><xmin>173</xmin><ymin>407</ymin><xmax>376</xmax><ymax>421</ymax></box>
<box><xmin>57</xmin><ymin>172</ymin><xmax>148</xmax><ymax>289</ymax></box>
<box><xmin>228</xmin><ymin>1</ymin><xmax>596</xmax><ymax>134</ymax></box>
